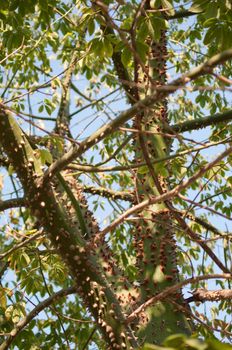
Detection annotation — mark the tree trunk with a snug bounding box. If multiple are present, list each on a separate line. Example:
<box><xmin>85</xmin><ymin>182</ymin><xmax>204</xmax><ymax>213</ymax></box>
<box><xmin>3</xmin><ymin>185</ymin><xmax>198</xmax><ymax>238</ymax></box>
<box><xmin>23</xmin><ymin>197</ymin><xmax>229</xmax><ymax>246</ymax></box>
<box><xmin>130</xmin><ymin>6</ymin><xmax>192</xmax><ymax>343</ymax></box>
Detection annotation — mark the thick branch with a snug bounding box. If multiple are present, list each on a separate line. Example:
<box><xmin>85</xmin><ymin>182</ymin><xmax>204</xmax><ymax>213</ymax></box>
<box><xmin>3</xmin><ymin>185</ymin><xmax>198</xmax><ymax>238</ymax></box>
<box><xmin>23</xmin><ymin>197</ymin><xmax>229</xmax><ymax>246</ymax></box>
<box><xmin>127</xmin><ymin>274</ymin><xmax>232</xmax><ymax>324</ymax></box>
<box><xmin>186</xmin><ymin>288</ymin><xmax>232</xmax><ymax>303</ymax></box>
<box><xmin>43</xmin><ymin>48</ymin><xmax>232</xmax><ymax>180</ymax></box>
<box><xmin>83</xmin><ymin>185</ymin><xmax>134</xmax><ymax>201</ymax></box>
<box><xmin>0</xmin><ymin>287</ymin><xmax>77</xmax><ymax>350</ymax></box>
<box><xmin>0</xmin><ymin>198</ymin><xmax>25</xmax><ymax>211</ymax></box>
<box><xmin>172</xmin><ymin>109</ymin><xmax>232</xmax><ymax>133</ymax></box>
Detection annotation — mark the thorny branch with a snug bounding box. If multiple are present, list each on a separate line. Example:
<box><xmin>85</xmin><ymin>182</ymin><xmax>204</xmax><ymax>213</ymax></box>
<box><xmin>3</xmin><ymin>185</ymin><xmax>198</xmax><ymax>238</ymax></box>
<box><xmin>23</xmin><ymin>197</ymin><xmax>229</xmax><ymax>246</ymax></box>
<box><xmin>186</xmin><ymin>288</ymin><xmax>232</xmax><ymax>303</ymax></box>
<box><xmin>0</xmin><ymin>198</ymin><xmax>25</xmax><ymax>212</ymax></box>
<box><xmin>126</xmin><ymin>274</ymin><xmax>232</xmax><ymax>324</ymax></box>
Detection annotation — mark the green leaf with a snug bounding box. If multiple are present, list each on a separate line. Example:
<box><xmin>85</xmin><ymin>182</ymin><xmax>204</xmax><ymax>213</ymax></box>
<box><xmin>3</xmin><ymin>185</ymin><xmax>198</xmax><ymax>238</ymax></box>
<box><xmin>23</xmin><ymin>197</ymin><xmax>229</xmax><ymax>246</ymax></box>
<box><xmin>21</xmin><ymin>252</ymin><xmax>31</xmax><ymax>266</ymax></box>
<box><xmin>137</xmin><ymin>20</ymin><xmax>149</xmax><ymax>42</ymax></box>
<box><xmin>103</xmin><ymin>38</ymin><xmax>113</xmax><ymax>57</ymax></box>
<box><xmin>135</xmin><ymin>41</ymin><xmax>149</xmax><ymax>63</ymax></box>
<box><xmin>39</xmin><ymin>149</ymin><xmax>53</xmax><ymax>165</ymax></box>
<box><xmin>206</xmin><ymin>339</ymin><xmax>232</xmax><ymax>350</ymax></box>
<box><xmin>185</xmin><ymin>339</ymin><xmax>208</xmax><ymax>350</ymax></box>
<box><xmin>189</xmin><ymin>0</ymin><xmax>208</xmax><ymax>13</ymax></box>
<box><xmin>38</xmin><ymin>104</ymin><xmax>44</xmax><ymax>113</ymax></box>
<box><xmin>154</xmin><ymin>163</ymin><xmax>169</xmax><ymax>177</ymax></box>
<box><xmin>88</xmin><ymin>19</ymin><xmax>95</xmax><ymax>36</ymax></box>
<box><xmin>161</xmin><ymin>0</ymin><xmax>175</xmax><ymax>16</ymax></box>
<box><xmin>150</xmin><ymin>17</ymin><xmax>167</xmax><ymax>42</ymax></box>
<box><xmin>164</xmin><ymin>334</ymin><xmax>186</xmax><ymax>347</ymax></box>
<box><xmin>121</xmin><ymin>46</ymin><xmax>132</xmax><ymax>67</ymax></box>
<box><xmin>137</xmin><ymin>165</ymin><xmax>149</xmax><ymax>174</ymax></box>
<box><xmin>204</xmin><ymin>2</ymin><xmax>219</xmax><ymax>18</ymax></box>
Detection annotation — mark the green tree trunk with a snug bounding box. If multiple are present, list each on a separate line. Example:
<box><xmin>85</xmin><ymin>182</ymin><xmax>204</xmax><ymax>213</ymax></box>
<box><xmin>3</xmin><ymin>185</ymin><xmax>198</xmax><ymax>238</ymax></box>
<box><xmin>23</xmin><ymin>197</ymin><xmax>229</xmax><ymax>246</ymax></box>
<box><xmin>131</xmin><ymin>17</ymin><xmax>192</xmax><ymax>343</ymax></box>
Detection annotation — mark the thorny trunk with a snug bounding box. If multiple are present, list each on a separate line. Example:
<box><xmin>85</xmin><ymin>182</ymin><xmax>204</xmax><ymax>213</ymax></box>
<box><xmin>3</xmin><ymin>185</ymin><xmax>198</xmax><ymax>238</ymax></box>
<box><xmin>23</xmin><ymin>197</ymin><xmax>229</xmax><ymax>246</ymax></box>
<box><xmin>130</xmin><ymin>9</ymin><xmax>192</xmax><ymax>343</ymax></box>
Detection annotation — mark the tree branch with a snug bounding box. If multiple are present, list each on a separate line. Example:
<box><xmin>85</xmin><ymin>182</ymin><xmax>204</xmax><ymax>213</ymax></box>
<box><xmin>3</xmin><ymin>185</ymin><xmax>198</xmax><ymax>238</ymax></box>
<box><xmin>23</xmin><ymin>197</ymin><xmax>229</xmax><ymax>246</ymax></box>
<box><xmin>0</xmin><ymin>231</ymin><xmax>43</xmax><ymax>261</ymax></box>
<box><xmin>172</xmin><ymin>109</ymin><xmax>232</xmax><ymax>133</ymax></box>
<box><xmin>55</xmin><ymin>49</ymin><xmax>79</xmax><ymax>136</ymax></box>
<box><xmin>43</xmin><ymin>48</ymin><xmax>232</xmax><ymax>181</ymax></box>
<box><xmin>126</xmin><ymin>274</ymin><xmax>232</xmax><ymax>324</ymax></box>
<box><xmin>185</xmin><ymin>288</ymin><xmax>232</xmax><ymax>303</ymax></box>
<box><xmin>67</xmin><ymin>136</ymin><xmax>231</xmax><ymax>173</ymax></box>
<box><xmin>192</xmin><ymin>215</ymin><xmax>232</xmax><ymax>238</ymax></box>
<box><xmin>0</xmin><ymin>198</ymin><xmax>25</xmax><ymax>212</ymax></box>
<box><xmin>83</xmin><ymin>185</ymin><xmax>134</xmax><ymax>201</ymax></box>
<box><xmin>0</xmin><ymin>287</ymin><xmax>77</xmax><ymax>350</ymax></box>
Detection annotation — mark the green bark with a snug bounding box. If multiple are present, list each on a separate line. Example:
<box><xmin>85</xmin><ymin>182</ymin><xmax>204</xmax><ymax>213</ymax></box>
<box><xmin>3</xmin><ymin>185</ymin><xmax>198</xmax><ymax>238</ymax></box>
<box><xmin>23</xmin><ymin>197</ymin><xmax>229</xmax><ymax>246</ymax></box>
<box><xmin>131</xmin><ymin>22</ymin><xmax>192</xmax><ymax>344</ymax></box>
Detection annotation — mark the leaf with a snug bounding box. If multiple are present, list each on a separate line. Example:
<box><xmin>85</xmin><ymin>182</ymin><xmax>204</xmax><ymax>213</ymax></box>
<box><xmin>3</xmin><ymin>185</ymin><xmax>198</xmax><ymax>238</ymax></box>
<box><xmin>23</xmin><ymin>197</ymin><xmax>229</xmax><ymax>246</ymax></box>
<box><xmin>150</xmin><ymin>0</ymin><xmax>161</xmax><ymax>9</ymax></box>
<box><xmin>135</xmin><ymin>41</ymin><xmax>149</xmax><ymax>63</ymax></box>
<box><xmin>103</xmin><ymin>38</ymin><xmax>113</xmax><ymax>57</ymax></box>
<box><xmin>137</xmin><ymin>20</ymin><xmax>149</xmax><ymax>42</ymax></box>
<box><xmin>206</xmin><ymin>339</ymin><xmax>232</xmax><ymax>350</ymax></box>
<box><xmin>154</xmin><ymin>163</ymin><xmax>169</xmax><ymax>178</ymax></box>
<box><xmin>88</xmin><ymin>19</ymin><xmax>95</xmax><ymax>36</ymax></box>
<box><xmin>161</xmin><ymin>0</ymin><xmax>175</xmax><ymax>16</ymax></box>
<box><xmin>45</xmin><ymin>104</ymin><xmax>52</xmax><ymax>115</ymax></box>
<box><xmin>39</xmin><ymin>149</ymin><xmax>53</xmax><ymax>165</ymax></box>
<box><xmin>164</xmin><ymin>334</ymin><xmax>186</xmax><ymax>347</ymax></box>
<box><xmin>38</xmin><ymin>104</ymin><xmax>44</xmax><ymax>113</ymax></box>
<box><xmin>189</xmin><ymin>0</ymin><xmax>208</xmax><ymax>13</ymax></box>
<box><xmin>121</xmin><ymin>46</ymin><xmax>132</xmax><ymax>67</ymax></box>
<box><xmin>185</xmin><ymin>338</ymin><xmax>208</xmax><ymax>350</ymax></box>
<box><xmin>20</xmin><ymin>252</ymin><xmax>31</xmax><ymax>266</ymax></box>
<box><xmin>137</xmin><ymin>165</ymin><xmax>149</xmax><ymax>174</ymax></box>
<box><xmin>150</xmin><ymin>17</ymin><xmax>167</xmax><ymax>42</ymax></box>
<box><xmin>204</xmin><ymin>2</ymin><xmax>219</xmax><ymax>18</ymax></box>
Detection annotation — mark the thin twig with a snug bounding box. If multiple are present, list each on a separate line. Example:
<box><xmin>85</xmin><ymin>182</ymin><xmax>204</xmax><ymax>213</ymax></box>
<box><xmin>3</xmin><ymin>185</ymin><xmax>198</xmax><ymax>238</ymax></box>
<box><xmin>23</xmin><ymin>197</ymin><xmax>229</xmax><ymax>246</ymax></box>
<box><xmin>0</xmin><ymin>232</ymin><xmax>44</xmax><ymax>261</ymax></box>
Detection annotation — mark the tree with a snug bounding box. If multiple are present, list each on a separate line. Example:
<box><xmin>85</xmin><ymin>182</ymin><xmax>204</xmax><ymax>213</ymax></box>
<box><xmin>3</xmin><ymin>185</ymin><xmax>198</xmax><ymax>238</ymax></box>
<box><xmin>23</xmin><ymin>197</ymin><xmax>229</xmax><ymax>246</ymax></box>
<box><xmin>0</xmin><ymin>0</ymin><xmax>232</xmax><ymax>349</ymax></box>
